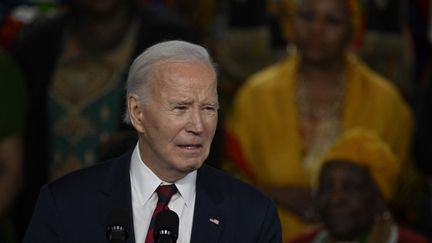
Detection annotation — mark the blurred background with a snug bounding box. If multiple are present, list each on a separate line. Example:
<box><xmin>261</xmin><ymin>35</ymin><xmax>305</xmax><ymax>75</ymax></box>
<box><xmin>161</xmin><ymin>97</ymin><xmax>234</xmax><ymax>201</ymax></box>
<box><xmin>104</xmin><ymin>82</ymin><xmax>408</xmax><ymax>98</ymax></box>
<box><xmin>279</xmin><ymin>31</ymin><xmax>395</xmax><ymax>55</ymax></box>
<box><xmin>1</xmin><ymin>0</ymin><xmax>432</xmax><ymax>242</ymax></box>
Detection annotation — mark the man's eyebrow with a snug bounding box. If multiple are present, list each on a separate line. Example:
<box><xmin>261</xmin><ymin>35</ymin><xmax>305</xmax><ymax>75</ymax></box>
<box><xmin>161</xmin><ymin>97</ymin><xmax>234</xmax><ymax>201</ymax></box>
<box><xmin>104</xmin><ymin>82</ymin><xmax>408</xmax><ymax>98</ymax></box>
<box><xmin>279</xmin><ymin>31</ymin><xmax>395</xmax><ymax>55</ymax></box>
<box><xmin>202</xmin><ymin>101</ymin><xmax>219</xmax><ymax>106</ymax></box>
<box><xmin>169</xmin><ymin>100</ymin><xmax>193</xmax><ymax>105</ymax></box>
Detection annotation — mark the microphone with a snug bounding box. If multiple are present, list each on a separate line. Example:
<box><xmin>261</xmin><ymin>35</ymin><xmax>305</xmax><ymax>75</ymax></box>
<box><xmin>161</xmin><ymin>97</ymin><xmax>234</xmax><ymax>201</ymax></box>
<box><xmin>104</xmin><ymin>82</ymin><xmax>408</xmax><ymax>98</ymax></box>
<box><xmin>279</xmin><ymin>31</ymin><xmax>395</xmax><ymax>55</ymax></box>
<box><xmin>106</xmin><ymin>208</ymin><xmax>130</xmax><ymax>243</ymax></box>
<box><xmin>154</xmin><ymin>210</ymin><xmax>179</xmax><ymax>243</ymax></box>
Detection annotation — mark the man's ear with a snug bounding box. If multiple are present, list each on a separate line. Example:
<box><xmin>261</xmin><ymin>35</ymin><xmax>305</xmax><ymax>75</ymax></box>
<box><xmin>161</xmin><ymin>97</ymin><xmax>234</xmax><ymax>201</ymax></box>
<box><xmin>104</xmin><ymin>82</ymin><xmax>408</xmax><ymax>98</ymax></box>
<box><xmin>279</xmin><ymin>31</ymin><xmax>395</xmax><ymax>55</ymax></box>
<box><xmin>128</xmin><ymin>94</ymin><xmax>145</xmax><ymax>133</ymax></box>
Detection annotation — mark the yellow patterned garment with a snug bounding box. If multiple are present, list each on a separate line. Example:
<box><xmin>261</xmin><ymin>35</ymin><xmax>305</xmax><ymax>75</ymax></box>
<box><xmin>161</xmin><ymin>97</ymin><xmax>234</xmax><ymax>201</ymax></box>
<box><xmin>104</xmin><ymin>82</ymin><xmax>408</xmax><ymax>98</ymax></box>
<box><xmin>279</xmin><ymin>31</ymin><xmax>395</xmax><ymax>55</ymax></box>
<box><xmin>224</xmin><ymin>52</ymin><xmax>414</xmax><ymax>241</ymax></box>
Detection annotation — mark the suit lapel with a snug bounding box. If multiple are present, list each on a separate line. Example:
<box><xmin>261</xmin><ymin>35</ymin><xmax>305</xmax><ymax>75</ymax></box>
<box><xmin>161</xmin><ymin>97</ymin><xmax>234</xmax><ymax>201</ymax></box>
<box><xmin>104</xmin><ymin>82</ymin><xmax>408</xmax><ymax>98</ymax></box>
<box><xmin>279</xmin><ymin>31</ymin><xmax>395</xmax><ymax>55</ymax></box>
<box><xmin>96</xmin><ymin>155</ymin><xmax>227</xmax><ymax>243</ymax></box>
<box><xmin>190</xmin><ymin>165</ymin><xmax>225</xmax><ymax>243</ymax></box>
<box><xmin>97</xmin><ymin>151</ymin><xmax>136</xmax><ymax>243</ymax></box>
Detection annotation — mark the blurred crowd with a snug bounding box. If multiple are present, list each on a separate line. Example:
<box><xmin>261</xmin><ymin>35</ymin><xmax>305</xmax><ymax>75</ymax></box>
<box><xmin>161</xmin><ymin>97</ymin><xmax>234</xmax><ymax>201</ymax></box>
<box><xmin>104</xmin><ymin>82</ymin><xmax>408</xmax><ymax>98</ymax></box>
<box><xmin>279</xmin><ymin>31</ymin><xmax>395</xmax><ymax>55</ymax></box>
<box><xmin>1</xmin><ymin>0</ymin><xmax>432</xmax><ymax>242</ymax></box>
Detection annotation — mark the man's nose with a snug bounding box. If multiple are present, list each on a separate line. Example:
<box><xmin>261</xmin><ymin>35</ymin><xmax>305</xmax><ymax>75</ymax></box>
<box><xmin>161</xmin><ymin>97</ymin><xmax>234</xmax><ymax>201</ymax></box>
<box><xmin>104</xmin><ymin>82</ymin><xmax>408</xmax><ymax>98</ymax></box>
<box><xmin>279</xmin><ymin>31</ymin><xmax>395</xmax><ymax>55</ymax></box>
<box><xmin>186</xmin><ymin>110</ymin><xmax>204</xmax><ymax>134</ymax></box>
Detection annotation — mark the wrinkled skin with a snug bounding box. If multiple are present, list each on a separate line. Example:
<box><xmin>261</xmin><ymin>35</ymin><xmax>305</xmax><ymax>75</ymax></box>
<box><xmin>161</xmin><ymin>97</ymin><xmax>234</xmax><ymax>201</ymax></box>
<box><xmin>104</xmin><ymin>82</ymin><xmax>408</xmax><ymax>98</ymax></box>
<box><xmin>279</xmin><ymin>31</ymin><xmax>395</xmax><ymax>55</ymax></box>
<box><xmin>128</xmin><ymin>60</ymin><xmax>219</xmax><ymax>182</ymax></box>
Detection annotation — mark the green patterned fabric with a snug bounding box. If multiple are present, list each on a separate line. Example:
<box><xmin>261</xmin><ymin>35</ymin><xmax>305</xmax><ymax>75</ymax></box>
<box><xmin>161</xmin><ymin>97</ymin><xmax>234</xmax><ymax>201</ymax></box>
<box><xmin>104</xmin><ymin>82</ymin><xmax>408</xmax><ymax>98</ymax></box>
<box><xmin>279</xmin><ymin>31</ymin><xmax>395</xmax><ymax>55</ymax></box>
<box><xmin>47</xmin><ymin>29</ymin><xmax>135</xmax><ymax>180</ymax></box>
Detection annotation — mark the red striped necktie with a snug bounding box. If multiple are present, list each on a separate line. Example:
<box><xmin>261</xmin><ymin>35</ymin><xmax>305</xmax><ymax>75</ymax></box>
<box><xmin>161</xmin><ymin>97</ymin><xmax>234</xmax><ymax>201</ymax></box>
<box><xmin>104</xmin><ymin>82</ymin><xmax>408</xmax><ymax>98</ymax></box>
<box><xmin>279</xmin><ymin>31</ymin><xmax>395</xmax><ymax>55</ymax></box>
<box><xmin>145</xmin><ymin>184</ymin><xmax>178</xmax><ymax>243</ymax></box>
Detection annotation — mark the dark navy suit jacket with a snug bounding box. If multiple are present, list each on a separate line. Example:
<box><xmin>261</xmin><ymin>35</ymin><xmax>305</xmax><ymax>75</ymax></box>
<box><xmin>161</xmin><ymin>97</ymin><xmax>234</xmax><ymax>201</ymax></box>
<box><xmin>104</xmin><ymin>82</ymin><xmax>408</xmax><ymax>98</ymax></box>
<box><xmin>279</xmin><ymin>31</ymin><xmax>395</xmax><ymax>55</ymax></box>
<box><xmin>23</xmin><ymin>151</ymin><xmax>282</xmax><ymax>242</ymax></box>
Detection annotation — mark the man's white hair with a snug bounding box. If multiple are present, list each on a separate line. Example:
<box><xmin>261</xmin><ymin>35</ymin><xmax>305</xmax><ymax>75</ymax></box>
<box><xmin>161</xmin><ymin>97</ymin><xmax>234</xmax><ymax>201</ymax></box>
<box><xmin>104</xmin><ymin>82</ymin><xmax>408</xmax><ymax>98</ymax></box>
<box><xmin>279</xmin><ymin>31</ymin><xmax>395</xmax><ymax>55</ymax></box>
<box><xmin>123</xmin><ymin>40</ymin><xmax>217</xmax><ymax>124</ymax></box>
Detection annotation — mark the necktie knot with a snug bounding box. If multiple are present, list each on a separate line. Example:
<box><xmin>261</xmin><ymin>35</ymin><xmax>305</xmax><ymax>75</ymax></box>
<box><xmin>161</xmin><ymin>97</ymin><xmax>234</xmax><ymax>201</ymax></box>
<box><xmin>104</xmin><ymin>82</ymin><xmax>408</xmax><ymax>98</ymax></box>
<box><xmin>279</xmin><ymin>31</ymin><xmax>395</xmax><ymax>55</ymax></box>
<box><xmin>156</xmin><ymin>184</ymin><xmax>177</xmax><ymax>206</ymax></box>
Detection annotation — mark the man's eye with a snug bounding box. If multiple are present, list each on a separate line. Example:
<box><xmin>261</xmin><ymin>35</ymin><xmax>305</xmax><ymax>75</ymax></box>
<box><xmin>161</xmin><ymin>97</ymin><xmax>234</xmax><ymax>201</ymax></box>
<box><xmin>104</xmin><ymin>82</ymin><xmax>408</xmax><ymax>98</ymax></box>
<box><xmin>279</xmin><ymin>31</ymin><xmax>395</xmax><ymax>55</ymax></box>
<box><xmin>203</xmin><ymin>106</ymin><xmax>218</xmax><ymax>112</ymax></box>
<box><xmin>174</xmin><ymin>106</ymin><xmax>187</xmax><ymax>110</ymax></box>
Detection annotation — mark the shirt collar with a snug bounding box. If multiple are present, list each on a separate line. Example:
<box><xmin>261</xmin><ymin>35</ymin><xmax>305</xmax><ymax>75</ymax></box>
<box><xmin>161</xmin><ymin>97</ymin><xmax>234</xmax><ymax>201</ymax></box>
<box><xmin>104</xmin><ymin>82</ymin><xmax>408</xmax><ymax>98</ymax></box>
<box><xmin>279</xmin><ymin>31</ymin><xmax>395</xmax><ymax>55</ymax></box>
<box><xmin>130</xmin><ymin>143</ymin><xmax>196</xmax><ymax>207</ymax></box>
<box><xmin>174</xmin><ymin>168</ymin><xmax>196</xmax><ymax>208</ymax></box>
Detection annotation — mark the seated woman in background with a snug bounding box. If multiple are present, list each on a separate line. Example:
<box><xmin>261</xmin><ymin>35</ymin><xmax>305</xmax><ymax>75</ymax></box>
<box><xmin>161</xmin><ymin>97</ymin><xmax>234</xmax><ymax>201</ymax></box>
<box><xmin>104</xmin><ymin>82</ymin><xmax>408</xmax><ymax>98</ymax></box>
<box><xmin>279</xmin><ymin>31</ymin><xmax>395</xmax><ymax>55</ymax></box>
<box><xmin>224</xmin><ymin>0</ymin><xmax>413</xmax><ymax>240</ymax></box>
<box><xmin>289</xmin><ymin>129</ymin><xmax>429</xmax><ymax>243</ymax></box>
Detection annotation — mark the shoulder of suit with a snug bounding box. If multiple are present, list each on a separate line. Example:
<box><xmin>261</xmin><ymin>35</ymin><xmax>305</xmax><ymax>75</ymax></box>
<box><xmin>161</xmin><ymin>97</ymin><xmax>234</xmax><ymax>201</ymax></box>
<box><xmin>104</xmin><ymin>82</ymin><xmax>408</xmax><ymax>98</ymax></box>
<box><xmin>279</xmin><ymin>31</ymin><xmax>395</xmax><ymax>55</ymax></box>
<box><xmin>46</xmin><ymin>152</ymin><xmax>129</xmax><ymax>195</ymax></box>
<box><xmin>199</xmin><ymin>165</ymin><xmax>273</xmax><ymax>202</ymax></box>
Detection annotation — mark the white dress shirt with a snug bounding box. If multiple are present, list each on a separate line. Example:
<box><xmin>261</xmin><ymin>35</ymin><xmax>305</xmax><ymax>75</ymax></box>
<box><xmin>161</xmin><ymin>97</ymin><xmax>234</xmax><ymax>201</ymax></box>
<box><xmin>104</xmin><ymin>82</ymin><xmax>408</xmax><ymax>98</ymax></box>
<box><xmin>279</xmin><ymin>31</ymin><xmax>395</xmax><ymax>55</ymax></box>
<box><xmin>130</xmin><ymin>143</ymin><xmax>196</xmax><ymax>243</ymax></box>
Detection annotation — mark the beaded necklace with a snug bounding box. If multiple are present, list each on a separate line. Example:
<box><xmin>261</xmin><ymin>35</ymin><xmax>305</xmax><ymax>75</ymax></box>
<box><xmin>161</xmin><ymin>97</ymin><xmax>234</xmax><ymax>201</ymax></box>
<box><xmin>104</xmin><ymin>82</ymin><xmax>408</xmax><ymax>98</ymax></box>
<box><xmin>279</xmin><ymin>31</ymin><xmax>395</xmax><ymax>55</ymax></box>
<box><xmin>296</xmin><ymin>72</ymin><xmax>346</xmax><ymax>172</ymax></box>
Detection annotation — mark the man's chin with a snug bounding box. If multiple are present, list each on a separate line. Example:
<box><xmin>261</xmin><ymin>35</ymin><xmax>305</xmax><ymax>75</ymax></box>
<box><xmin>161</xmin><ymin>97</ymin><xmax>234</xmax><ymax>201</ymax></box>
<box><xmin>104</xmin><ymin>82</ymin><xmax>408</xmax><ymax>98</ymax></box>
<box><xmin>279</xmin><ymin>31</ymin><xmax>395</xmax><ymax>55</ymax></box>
<box><xmin>183</xmin><ymin>160</ymin><xmax>205</xmax><ymax>172</ymax></box>
<box><xmin>171</xmin><ymin>155</ymin><xmax>208</xmax><ymax>175</ymax></box>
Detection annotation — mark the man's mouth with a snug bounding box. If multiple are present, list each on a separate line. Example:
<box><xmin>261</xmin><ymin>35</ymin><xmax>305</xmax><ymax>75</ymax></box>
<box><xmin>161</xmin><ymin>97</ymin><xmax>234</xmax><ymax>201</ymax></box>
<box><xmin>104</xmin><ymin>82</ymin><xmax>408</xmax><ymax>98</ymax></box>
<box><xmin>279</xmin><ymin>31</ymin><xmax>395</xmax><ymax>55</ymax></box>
<box><xmin>177</xmin><ymin>144</ymin><xmax>203</xmax><ymax>150</ymax></box>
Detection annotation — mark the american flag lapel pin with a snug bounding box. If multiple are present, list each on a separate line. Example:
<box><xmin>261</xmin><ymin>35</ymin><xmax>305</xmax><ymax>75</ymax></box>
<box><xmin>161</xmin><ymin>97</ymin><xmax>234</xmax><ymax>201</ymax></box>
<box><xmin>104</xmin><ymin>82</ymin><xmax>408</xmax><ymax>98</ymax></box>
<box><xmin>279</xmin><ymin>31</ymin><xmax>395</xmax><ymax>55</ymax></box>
<box><xmin>209</xmin><ymin>217</ymin><xmax>219</xmax><ymax>225</ymax></box>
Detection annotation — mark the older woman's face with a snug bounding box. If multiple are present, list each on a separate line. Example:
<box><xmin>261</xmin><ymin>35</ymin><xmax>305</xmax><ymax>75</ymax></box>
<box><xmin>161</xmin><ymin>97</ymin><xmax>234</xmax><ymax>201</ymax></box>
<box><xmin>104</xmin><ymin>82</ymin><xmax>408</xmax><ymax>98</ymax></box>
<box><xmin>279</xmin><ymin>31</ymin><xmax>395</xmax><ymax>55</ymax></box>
<box><xmin>315</xmin><ymin>160</ymin><xmax>382</xmax><ymax>241</ymax></box>
<box><xmin>293</xmin><ymin>0</ymin><xmax>351</xmax><ymax>64</ymax></box>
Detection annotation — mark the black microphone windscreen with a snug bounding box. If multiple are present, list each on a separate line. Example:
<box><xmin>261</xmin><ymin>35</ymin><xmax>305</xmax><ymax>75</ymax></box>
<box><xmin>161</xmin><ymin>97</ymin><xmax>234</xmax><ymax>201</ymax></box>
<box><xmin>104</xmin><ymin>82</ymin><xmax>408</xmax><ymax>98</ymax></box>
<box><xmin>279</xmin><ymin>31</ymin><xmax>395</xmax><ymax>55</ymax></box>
<box><xmin>154</xmin><ymin>210</ymin><xmax>179</xmax><ymax>243</ymax></box>
<box><xmin>106</xmin><ymin>208</ymin><xmax>130</xmax><ymax>243</ymax></box>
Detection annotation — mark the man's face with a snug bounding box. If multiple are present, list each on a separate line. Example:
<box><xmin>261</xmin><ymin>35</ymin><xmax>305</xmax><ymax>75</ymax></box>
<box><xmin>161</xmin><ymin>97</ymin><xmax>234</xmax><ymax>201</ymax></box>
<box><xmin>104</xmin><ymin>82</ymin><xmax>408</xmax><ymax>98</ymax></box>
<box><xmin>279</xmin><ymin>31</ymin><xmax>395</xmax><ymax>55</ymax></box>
<box><xmin>293</xmin><ymin>0</ymin><xmax>351</xmax><ymax>64</ymax></box>
<box><xmin>315</xmin><ymin>160</ymin><xmax>381</xmax><ymax>241</ymax></box>
<box><xmin>134</xmin><ymin>61</ymin><xmax>218</xmax><ymax>181</ymax></box>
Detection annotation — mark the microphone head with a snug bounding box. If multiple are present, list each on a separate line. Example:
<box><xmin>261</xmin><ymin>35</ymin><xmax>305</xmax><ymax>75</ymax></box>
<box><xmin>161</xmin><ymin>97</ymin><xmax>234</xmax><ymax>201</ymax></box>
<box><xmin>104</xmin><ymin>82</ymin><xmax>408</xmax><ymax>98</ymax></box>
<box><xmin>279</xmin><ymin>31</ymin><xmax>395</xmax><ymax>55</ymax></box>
<box><xmin>106</xmin><ymin>208</ymin><xmax>130</xmax><ymax>243</ymax></box>
<box><xmin>154</xmin><ymin>210</ymin><xmax>179</xmax><ymax>243</ymax></box>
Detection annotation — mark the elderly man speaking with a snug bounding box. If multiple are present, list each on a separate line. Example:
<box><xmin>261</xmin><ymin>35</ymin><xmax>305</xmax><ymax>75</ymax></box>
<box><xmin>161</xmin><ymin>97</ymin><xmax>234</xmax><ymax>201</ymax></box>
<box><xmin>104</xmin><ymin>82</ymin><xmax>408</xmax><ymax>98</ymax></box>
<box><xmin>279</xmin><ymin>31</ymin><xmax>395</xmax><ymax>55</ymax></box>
<box><xmin>23</xmin><ymin>40</ymin><xmax>282</xmax><ymax>243</ymax></box>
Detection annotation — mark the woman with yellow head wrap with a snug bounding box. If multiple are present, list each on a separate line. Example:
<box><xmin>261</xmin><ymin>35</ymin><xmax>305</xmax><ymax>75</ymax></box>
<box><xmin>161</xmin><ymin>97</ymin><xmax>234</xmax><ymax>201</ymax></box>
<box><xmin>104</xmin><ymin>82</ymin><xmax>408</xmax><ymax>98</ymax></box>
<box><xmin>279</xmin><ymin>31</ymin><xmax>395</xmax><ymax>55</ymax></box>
<box><xmin>224</xmin><ymin>0</ymin><xmax>413</xmax><ymax>241</ymax></box>
<box><xmin>288</xmin><ymin>129</ymin><xmax>429</xmax><ymax>243</ymax></box>
<box><xmin>312</xmin><ymin>128</ymin><xmax>399</xmax><ymax>200</ymax></box>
